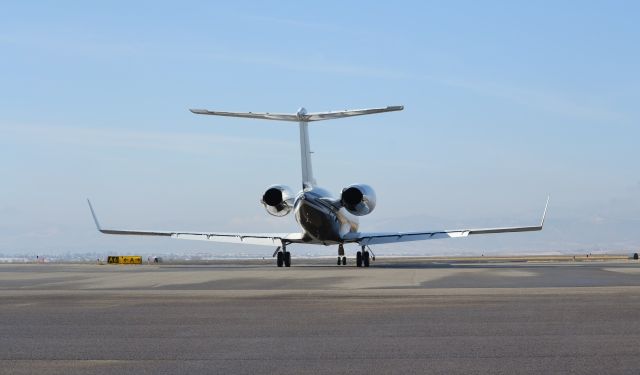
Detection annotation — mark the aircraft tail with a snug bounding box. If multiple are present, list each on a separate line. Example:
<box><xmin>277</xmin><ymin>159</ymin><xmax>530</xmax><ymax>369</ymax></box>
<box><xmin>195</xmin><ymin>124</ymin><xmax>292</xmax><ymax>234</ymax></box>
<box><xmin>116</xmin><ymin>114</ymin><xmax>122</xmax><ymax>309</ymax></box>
<box><xmin>190</xmin><ymin>106</ymin><xmax>404</xmax><ymax>189</ymax></box>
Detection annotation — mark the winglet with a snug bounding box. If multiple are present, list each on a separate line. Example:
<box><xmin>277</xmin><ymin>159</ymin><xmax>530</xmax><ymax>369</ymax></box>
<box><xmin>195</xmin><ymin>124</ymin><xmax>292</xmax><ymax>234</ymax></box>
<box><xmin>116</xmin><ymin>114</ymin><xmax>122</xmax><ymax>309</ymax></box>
<box><xmin>87</xmin><ymin>199</ymin><xmax>103</xmax><ymax>232</ymax></box>
<box><xmin>540</xmin><ymin>195</ymin><xmax>550</xmax><ymax>228</ymax></box>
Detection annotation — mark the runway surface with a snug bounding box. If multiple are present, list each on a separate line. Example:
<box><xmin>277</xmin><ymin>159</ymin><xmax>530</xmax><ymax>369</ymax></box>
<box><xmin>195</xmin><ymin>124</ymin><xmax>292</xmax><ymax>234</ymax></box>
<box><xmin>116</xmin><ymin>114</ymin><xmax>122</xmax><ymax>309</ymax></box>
<box><xmin>2</xmin><ymin>259</ymin><xmax>640</xmax><ymax>374</ymax></box>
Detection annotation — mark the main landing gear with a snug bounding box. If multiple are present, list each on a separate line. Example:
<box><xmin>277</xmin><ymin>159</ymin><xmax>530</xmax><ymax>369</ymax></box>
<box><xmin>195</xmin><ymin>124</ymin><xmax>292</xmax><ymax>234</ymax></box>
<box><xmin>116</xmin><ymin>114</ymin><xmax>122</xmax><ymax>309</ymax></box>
<box><xmin>356</xmin><ymin>246</ymin><xmax>375</xmax><ymax>267</ymax></box>
<box><xmin>274</xmin><ymin>246</ymin><xmax>291</xmax><ymax>268</ymax></box>
<box><xmin>356</xmin><ymin>246</ymin><xmax>371</xmax><ymax>267</ymax></box>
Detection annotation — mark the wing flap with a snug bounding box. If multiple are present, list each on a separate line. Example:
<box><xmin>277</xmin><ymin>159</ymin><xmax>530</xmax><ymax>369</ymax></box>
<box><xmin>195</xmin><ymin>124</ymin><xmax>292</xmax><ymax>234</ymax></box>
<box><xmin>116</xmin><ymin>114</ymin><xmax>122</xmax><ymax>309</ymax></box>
<box><xmin>172</xmin><ymin>232</ymin><xmax>304</xmax><ymax>246</ymax></box>
<box><xmin>343</xmin><ymin>230</ymin><xmax>470</xmax><ymax>246</ymax></box>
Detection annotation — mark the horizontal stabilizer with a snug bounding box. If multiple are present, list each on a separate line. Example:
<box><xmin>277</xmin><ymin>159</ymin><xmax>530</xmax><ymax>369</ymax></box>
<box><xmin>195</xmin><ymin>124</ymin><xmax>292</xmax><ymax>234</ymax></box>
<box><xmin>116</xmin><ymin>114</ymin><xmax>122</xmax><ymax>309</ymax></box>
<box><xmin>189</xmin><ymin>106</ymin><xmax>403</xmax><ymax>122</ymax></box>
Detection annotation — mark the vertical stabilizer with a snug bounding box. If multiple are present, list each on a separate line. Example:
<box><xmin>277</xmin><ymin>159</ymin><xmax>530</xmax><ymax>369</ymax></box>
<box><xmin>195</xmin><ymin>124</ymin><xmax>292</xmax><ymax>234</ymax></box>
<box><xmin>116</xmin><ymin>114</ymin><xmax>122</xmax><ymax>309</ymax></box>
<box><xmin>299</xmin><ymin>120</ymin><xmax>315</xmax><ymax>189</ymax></box>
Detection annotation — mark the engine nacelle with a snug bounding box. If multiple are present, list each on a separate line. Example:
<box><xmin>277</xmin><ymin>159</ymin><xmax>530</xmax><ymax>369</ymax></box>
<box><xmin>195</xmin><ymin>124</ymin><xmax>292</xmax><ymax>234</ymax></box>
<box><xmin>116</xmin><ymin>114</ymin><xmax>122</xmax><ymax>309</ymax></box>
<box><xmin>341</xmin><ymin>184</ymin><xmax>376</xmax><ymax>216</ymax></box>
<box><xmin>261</xmin><ymin>185</ymin><xmax>294</xmax><ymax>217</ymax></box>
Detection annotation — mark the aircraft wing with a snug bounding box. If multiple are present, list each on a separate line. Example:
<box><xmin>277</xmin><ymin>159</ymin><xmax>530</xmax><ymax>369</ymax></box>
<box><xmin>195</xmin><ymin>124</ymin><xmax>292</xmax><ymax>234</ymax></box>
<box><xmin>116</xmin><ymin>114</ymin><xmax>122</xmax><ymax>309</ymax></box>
<box><xmin>344</xmin><ymin>197</ymin><xmax>549</xmax><ymax>246</ymax></box>
<box><xmin>87</xmin><ymin>200</ymin><xmax>304</xmax><ymax>246</ymax></box>
<box><xmin>189</xmin><ymin>106</ymin><xmax>404</xmax><ymax>122</ymax></box>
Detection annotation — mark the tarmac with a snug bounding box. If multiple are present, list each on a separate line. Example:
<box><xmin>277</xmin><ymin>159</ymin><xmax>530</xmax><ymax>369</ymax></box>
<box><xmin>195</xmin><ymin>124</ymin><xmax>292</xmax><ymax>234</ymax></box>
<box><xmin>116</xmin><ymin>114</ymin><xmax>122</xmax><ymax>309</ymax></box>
<box><xmin>2</xmin><ymin>258</ymin><xmax>640</xmax><ymax>374</ymax></box>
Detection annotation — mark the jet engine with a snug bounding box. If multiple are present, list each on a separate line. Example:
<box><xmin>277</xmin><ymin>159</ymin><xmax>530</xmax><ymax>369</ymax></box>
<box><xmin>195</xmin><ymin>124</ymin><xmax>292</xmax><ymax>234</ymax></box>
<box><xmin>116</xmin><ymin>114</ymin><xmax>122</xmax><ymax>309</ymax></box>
<box><xmin>340</xmin><ymin>184</ymin><xmax>376</xmax><ymax>216</ymax></box>
<box><xmin>261</xmin><ymin>185</ymin><xmax>294</xmax><ymax>217</ymax></box>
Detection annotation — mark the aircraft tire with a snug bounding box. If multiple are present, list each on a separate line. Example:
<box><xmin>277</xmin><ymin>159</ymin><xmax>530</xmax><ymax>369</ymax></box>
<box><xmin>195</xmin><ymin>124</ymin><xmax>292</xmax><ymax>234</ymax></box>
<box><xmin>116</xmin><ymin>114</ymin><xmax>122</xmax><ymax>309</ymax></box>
<box><xmin>342</xmin><ymin>256</ymin><xmax>347</xmax><ymax>266</ymax></box>
<box><xmin>284</xmin><ymin>251</ymin><xmax>291</xmax><ymax>267</ymax></box>
<box><xmin>277</xmin><ymin>252</ymin><xmax>284</xmax><ymax>267</ymax></box>
<box><xmin>356</xmin><ymin>251</ymin><xmax>362</xmax><ymax>267</ymax></box>
<box><xmin>363</xmin><ymin>251</ymin><xmax>370</xmax><ymax>267</ymax></box>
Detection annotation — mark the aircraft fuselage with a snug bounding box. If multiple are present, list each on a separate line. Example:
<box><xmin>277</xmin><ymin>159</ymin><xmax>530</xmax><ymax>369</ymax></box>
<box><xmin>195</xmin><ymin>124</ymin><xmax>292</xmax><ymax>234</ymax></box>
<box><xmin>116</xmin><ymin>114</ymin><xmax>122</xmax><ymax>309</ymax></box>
<box><xmin>294</xmin><ymin>187</ymin><xmax>359</xmax><ymax>245</ymax></box>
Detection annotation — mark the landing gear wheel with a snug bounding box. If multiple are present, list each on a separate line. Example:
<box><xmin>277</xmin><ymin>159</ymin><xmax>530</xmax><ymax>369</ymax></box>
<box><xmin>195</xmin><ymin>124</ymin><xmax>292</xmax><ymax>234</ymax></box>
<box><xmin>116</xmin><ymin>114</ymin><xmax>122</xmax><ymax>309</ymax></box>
<box><xmin>342</xmin><ymin>256</ymin><xmax>347</xmax><ymax>266</ymax></box>
<box><xmin>284</xmin><ymin>251</ymin><xmax>291</xmax><ymax>267</ymax></box>
<box><xmin>356</xmin><ymin>251</ymin><xmax>362</xmax><ymax>267</ymax></box>
<box><xmin>363</xmin><ymin>251</ymin><xmax>370</xmax><ymax>267</ymax></box>
<box><xmin>337</xmin><ymin>257</ymin><xmax>342</xmax><ymax>265</ymax></box>
<box><xmin>276</xmin><ymin>252</ymin><xmax>284</xmax><ymax>267</ymax></box>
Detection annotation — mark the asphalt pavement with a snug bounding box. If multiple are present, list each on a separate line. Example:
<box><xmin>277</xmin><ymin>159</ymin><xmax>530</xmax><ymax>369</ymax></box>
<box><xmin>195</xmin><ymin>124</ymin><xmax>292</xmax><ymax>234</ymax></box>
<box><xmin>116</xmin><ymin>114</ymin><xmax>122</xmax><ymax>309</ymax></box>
<box><xmin>2</xmin><ymin>260</ymin><xmax>640</xmax><ymax>374</ymax></box>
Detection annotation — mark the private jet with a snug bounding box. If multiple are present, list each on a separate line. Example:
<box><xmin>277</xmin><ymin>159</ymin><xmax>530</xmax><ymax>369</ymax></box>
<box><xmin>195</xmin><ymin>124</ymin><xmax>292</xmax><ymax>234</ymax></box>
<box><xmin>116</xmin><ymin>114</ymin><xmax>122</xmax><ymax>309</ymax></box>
<box><xmin>88</xmin><ymin>105</ymin><xmax>547</xmax><ymax>267</ymax></box>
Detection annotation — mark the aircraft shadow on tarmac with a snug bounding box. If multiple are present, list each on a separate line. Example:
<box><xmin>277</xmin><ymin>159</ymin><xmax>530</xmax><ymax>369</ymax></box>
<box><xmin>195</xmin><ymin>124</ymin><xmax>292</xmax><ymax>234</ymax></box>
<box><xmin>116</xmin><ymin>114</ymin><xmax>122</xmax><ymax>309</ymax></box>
<box><xmin>160</xmin><ymin>261</ymin><xmax>604</xmax><ymax>270</ymax></box>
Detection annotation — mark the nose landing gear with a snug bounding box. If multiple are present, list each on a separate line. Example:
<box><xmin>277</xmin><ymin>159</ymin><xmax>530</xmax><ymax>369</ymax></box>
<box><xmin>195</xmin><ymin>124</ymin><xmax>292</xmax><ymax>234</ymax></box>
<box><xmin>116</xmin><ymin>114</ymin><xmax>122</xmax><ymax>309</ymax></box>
<box><xmin>337</xmin><ymin>244</ymin><xmax>347</xmax><ymax>266</ymax></box>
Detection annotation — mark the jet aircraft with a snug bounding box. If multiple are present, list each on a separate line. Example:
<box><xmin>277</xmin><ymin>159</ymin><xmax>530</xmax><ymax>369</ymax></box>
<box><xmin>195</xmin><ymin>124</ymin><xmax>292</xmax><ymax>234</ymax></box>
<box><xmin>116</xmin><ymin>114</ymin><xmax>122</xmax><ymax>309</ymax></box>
<box><xmin>88</xmin><ymin>105</ymin><xmax>547</xmax><ymax>267</ymax></box>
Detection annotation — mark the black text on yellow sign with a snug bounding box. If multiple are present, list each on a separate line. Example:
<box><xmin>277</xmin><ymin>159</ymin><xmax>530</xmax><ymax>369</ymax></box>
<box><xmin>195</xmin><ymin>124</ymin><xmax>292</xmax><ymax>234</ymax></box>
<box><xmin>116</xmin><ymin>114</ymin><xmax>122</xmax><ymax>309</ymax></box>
<box><xmin>107</xmin><ymin>256</ymin><xmax>142</xmax><ymax>264</ymax></box>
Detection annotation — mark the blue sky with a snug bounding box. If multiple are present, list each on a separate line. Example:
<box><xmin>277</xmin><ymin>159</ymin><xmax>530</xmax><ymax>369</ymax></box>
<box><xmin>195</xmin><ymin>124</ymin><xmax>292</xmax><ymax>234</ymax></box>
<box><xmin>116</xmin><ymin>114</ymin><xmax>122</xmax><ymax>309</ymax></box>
<box><xmin>1</xmin><ymin>1</ymin><xmax>638</xmax><ymax>256</ymax></box>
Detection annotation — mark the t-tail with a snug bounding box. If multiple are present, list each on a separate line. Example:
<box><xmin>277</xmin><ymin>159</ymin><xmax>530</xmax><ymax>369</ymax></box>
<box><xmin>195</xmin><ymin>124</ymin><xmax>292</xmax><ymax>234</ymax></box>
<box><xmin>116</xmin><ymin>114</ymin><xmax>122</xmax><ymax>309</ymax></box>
<box><xmin>190</xmin><ymin>105</ymin><xmax>404</xmax><ymax>189</ymax></box>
